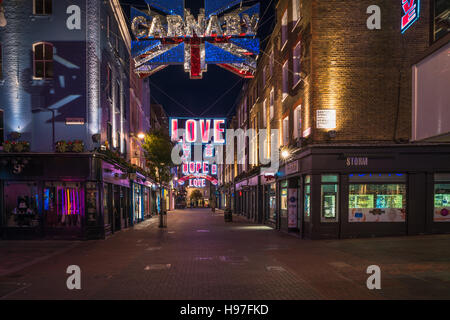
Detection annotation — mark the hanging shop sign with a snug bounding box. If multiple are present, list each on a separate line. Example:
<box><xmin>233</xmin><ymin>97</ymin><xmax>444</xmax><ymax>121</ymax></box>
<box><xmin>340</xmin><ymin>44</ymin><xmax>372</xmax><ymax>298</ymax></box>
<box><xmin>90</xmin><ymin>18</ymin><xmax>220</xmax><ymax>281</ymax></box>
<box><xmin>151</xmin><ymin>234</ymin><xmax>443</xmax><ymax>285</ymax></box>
<box><xmin>131</xmin><ymin>0</ymin><xmax>260</xmax><ymax>79</ymax></box>
<box><xmin>401</xmin><ymin>0</ymin><xmax>420</xmax><ymax>33</ymax></box>
<box><xmin>170</xmin><ymin>118</ymin><xmax>226</xmax><ymax>144</ymax></box>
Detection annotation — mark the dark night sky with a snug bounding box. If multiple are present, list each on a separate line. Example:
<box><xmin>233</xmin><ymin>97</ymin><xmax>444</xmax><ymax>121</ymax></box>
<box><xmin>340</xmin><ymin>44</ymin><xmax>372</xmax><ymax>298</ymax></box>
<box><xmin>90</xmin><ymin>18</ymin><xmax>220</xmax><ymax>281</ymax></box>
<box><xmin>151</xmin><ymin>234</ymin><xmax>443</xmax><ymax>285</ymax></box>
<box><xmin>123</xmin><ymin>0</ymin><xmax>275</xmax><ymax>119</ymax></box>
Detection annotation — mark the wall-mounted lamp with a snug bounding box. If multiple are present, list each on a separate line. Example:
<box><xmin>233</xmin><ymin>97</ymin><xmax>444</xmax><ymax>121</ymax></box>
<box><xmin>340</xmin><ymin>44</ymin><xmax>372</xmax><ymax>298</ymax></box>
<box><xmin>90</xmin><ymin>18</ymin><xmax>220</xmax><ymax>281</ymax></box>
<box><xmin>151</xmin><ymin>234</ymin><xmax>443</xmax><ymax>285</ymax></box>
<box><xmin>281</xmin><ymin>149</ymin><xmax>290</xmax><ymax>160</ymax></box>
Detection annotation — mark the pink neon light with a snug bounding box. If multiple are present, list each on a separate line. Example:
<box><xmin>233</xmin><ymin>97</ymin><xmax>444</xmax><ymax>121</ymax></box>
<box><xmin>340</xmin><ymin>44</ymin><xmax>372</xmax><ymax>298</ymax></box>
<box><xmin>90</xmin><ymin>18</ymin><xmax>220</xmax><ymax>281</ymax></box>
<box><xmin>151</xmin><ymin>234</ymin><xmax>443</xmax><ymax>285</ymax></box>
<box><xmin>171</xmin><ymin>119</ymin><xmax>178</xmax><ymax>141</ymax></box>
<box><xmin>201</xmin><ymin>120</ymin><xmax>211</xmax><ymax>143</ymax></box>
<box><xmin>186</xmin><ymin>119</ymin><xmax>197</xmax><ymax>143</ymax></box>
<box><xmin>214</xmin><ymin>120</ymin><xmax>225</xmax><ymax>144</ymax></box>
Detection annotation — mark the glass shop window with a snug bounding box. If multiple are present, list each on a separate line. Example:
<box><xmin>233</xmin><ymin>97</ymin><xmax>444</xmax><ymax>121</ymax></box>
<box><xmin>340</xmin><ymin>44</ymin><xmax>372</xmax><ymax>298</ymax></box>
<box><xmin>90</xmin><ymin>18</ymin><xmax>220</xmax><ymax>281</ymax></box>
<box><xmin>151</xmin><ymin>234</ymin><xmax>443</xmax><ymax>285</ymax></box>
<box><xmin>321</xmin><ymin>174</ymin><xmax>339</xmax><ymax>222</ymax></box>
<box><xmin>434</xmin><ymin>173</ymin><xmax>450</xmax><ymax>222</ymax></box>
<box><xmin>134</xmin><ymin>184</ymin><xmax>142</xmax><ymax>221</ymax></box>
<box><xmin>433</xmin><ymin>0</ymin><xmax>449</xmax><ymax>42</ymax></box>
<box><xmin>304</xmin><ymin>175</ymin><xmax>311</xmax><ymax>222</ymax></box>
<box><xmin>280</xmin><ymin>181</ymin><xmax>288</xmax><ymax>218</ymax></box>
<box><xmin>33</xmin><ymin>42</ymin><xmax>53</xmax><ymax>79</ymax></box>
<box><xmin>348</xmin><ymin>173</ymin><xmax>407</xmax><ymax>223</ymax></box>
<box><xmin>4</xmin><ymin>182</ymin><xmax>39</xmax><ymax>228</ymax></box>
<box><xmin>43</xmin><ymin>183</ymin><xmax>84</xmax><ymax>228</ymax></box>
<box><xmin>269</xmin><ymin>183</ymin><xmax>277</xmax><ymax>221</ymax></box>
<box><xmin>34</xmin><ymin>0</ymin><xmax>52</xmax><ymax>15</ymax></box>
<box><xmin>0</xmin><ymin>109</ymin><xmax>4</xmax><ymax>145</ymax></box>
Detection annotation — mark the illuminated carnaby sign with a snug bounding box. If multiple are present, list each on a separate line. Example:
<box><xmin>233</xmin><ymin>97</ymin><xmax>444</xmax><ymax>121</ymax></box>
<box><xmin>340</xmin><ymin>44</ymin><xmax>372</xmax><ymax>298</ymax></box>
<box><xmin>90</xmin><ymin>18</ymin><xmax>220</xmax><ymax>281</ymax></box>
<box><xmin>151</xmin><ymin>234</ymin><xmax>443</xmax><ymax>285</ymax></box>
<box><xmin>131</xmin><ymin>0</ymin><xmax>260</xmax><ymax>79</ymax></box>
<box><xmin>171</xmin><ymin>118</ymin><xmax>225</xmax><ymax>187</ymax></box>
<box><xmin>401</xmin><ymin>0</ymin><xmax>420</xmax><ymax>33</ymax></box>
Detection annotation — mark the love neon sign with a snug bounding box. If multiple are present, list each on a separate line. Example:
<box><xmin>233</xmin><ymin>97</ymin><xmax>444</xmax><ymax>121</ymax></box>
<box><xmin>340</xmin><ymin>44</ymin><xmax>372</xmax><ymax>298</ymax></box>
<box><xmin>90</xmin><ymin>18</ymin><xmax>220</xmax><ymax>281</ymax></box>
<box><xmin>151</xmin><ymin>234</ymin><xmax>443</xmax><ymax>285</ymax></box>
<box><xmin>401</xmin><ymin>0</ymin><xmax>420</xmax><ymax>33</ymax></box>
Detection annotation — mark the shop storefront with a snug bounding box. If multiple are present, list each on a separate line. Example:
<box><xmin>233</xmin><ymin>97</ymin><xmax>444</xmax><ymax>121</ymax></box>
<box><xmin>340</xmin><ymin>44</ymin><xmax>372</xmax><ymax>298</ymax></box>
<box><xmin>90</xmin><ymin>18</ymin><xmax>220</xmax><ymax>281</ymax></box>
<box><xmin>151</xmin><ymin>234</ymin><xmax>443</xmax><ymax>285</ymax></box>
<box><xmin>261</xmin><ymin>174</ymin><xmax>277</xmax><ymax>228</ymax></box>
<box><xmin>0</xmin><ymin>153</ymin><xmax>154</xmax><ymax>240</ymax></box>
<box><xmin>282</xmin><ymin>144</ymin><xmax>450</xmax><ymax>239</ymax></box>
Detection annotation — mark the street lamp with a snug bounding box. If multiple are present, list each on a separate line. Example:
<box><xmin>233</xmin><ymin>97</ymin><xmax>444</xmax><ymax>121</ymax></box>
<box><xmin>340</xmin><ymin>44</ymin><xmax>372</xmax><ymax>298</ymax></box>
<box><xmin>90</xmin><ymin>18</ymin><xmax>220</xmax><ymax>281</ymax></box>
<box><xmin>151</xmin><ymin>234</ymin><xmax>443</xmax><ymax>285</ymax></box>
<box><xmin>137</xmin><ymin>132</ymin><xmax>145</xmax><ymax>140</ymax></box>
<box><xmin>32</xmin><ymin>108</ymin><xmax>56</xmax><ymax>151</ymax></box>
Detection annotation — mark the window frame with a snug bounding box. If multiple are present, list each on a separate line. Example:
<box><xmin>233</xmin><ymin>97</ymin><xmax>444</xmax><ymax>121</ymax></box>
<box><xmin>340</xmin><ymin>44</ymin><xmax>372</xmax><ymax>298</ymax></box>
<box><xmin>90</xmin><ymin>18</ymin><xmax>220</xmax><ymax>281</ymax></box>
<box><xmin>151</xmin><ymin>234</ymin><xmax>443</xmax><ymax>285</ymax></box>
<box><xmin>282</xmin><ymin>60</ymin><xmax>289</xmax><ymax>101</ymax></box>
<box><xmin>281</xmin><ymin>9</ymin><xmax>288</xmax><ymax>51</ymax></box>
<box><xmin>320</xmin><ymin>174</ymin><xmax>339</xmax><ymax>223</ymax></box>
<box><xmin>33</xmin><ymin>0</ymin><xmax>53</xmax><ymax>16</ymax></box>
<box><xmin>292</xmin><ymin>41</ymin><xmax>302</xmax><ymax>88</ymax></box>
<box><xmin>293</xmin><ymin>105</ymin><xmax>302</xmax><ymax>139</ymax></box>
<box><xmin>32</xmin><ymin>42</ymin><xmax>54</xmax><ymax>80</ymax></box>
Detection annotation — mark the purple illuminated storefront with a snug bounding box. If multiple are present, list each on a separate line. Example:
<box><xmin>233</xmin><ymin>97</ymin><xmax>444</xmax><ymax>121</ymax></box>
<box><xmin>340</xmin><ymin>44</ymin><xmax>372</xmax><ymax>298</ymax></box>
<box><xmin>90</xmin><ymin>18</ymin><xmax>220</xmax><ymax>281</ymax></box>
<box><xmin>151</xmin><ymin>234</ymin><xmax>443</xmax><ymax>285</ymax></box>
<box><xmin>0</xmin><ymin>153</ymin><xmax>142</xmax><ymax>240</ymax></box>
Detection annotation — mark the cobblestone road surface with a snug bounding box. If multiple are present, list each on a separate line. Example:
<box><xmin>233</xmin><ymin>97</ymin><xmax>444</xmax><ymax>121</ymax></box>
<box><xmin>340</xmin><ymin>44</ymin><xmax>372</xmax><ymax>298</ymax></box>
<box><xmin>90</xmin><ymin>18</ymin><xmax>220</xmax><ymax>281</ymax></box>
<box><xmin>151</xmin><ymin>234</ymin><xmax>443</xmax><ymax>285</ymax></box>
<box><xmin>1</xmin><ymin>209</ymin><xmax>449</xmax><ymax>300</ymax></box>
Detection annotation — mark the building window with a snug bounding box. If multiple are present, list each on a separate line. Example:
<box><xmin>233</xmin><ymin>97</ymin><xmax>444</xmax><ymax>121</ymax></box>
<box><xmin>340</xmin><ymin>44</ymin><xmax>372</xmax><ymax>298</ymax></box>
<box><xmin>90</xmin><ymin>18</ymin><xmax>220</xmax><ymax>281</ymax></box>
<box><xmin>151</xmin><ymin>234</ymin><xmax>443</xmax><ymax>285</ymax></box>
<box><xmin>33</xmin><ymin>42</ymin><xmax>53</xmax><ymax>79</ymax></box>
<box><xmin>107</xmin><ymin>122</ymin><xmax>112</xmax><ymax>148</ymax></box>
<box><xmin>269</xmin><ymin>88</ymin><xmax>274</xmax><ymax>119</ymax></box>
<box><xmin>0</xmin><ymin>42</ymin><xmax>2</xmax><ymax>79</ymax></box>
<box><xmin>321</xmin><ymin>174</ymin><xmax>339</xmax><ymax>222</ymax></box>
<box><xmin>433</xmin><ymin>0</ymin><xmax>450</xmax><ymax>42</ymax></box>
<box><xmin>292</xmin><ymin>0</ymin><xmax>301</xmax><ymax>26</ymax></box>
<box><xmin>263</xmin><ymin>99</ymin><xmax>267</xmax><ymax>127</ymax></box>
<box><xmin>281</xmin><ymin>10</ymin><xmax>288</xmax><ymax>50</ymax></box>
<box><xmin>33</xmin><ymin>0</ymin><xmax>52</xmax><ymax>15</ymax></box>
<box><xmin>283</xmin><ymin>116</ymin><xmax>289</xmax><ymax>145</ymax></box>
<box><xmin>262</xmin><ymin>66</ymin><xmax>266</xmax><ymax>88</ymax></box>
<box><xmin>282</xmin><ymin>61</ymin><xmax>288</xmax><ymax>101</ymax></box>
<box><xmin>293</xmin><ymin>42</ymin><xmax>301</xmax><ymax>88</ymax></box>
<box><xmin>293</xmin><ymin>105</ymin><xmax>302</xmax><ymax>139</ymax></box>
<box><xmin>348</xmin><ymin>173</ymin><xmax>407</xmax><ymax>223</ymax></box>
<box><xmin>304</xmin><ymin>175</ymin><xmax>311</xmax><ymax>222</ymax></box>
<box><xmin>269</xmin><ymin>48</ymin><xmax>274</xmax><ymax>76</ymax></box>
<box><xmin>0</xmin><ymin>110</ymin><xmax>4</xmax><ymax>145</ymax></box>
<box><xmin>434</xmin><ymin>173</ymin><xmax>450</xmax><ymax>222</ymax></box>
<box><xmin>106</xmin><ymin>65</ymin><xmax>112</xmax><ymax>100</ymax></box>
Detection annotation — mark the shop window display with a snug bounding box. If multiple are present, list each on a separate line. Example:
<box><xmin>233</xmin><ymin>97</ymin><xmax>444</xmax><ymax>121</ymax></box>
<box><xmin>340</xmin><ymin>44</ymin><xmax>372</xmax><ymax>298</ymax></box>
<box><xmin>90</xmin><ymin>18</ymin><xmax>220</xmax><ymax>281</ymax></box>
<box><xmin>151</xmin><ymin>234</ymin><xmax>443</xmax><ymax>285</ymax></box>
<box><xmin>321</xmin><ymin>175</ymin><xmax>339</xmax><ymax>222</ymax></box>
<box><xmin>434</xmin><ymin>174</ymin><xmax>450</xmax><ymax>222</ymax></box>
<box><xmin>349</xmin><ymin>181</ymin><xmax>406</xmax><ymax>223</ymax></box>
<box><xmin>304</xmin><ymin>175</ymin><xmax>311</xmax><ymax>222</ymax></box>
<box><xmin>4</xmin><ymin>182</ymin><xmax>39</xmax><ymax>227</ymax></box>
<box><xmin>269</xmin><ymin>183</ymin><xmax>277</xmax><ymax>221</ymax></box>
<box><xmin>280</xmin><ymin>182</ymin><xmax>288</xmax><ymax>218</ymax></box>
<box><xmin>44</xmin><ymin>183</ymin><xmax>84</xmax><ymax>228</ymax></box>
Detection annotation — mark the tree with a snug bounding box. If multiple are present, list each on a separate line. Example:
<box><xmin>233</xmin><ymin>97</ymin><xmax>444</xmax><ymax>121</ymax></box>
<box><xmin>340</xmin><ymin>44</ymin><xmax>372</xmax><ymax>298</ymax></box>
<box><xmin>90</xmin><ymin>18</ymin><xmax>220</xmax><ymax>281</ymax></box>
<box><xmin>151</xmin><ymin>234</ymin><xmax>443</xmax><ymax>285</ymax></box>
<box><xmin>190</xmin><ymin>190</ymin><xmax>203</xmax><ymax>208</ymax></box>
<box><xmin>142</xmin><ymin>129</ymin><xmax>173</xmax><ymax>227</ymax></box>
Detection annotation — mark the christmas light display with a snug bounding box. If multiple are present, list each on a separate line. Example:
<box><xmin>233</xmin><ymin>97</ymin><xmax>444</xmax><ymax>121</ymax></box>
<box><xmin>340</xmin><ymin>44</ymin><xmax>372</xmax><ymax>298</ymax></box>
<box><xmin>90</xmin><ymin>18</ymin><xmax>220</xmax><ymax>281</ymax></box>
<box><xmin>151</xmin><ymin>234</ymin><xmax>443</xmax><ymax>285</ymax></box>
<box><xmin>131</xmin><ymin>0</ymin><xmax>260</xmax><ymax>79</ymax></box>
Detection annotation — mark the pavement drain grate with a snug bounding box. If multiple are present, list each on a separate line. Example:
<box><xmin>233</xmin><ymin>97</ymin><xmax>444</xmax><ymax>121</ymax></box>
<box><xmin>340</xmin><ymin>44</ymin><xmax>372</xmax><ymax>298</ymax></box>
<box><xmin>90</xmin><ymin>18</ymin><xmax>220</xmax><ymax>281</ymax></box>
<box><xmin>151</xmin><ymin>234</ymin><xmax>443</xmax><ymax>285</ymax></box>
<box><xmin>266</xmin><ymin>266</ymin><xmax>287</xmax><ymax>272</ymax></box>
<box><xmin>329</xmin><ymin>261</ymin><xmax>352</xmax><ymax>268</ymax></box>
<box><xmin>219</xmin><ymin>256</ymin><xmax>249</xmax><ymax>263</ymax></box>
<box><xmin>196</xmin><ymin>230</ymin><xmax>210</xmax><ymax>233</ymax></box>
<box><xmin>144</xmin><ymin>264</ymin><xmax>171</xmax><ymax>271</ymax></box>
<box><xmin>146</xmin><ymin>247</ymin><xmax>162</xmax><ymax>251</ymax></box>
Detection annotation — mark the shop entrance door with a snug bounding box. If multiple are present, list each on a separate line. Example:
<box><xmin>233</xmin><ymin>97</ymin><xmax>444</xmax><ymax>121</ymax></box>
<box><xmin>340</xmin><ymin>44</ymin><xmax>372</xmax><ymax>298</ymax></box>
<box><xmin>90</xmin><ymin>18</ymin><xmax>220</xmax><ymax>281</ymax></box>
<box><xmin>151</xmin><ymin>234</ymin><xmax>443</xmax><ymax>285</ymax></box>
<box><xmin>113</xmin><ymin>186</ymin><xmax>121</xmax><ymax>232</ymax></box>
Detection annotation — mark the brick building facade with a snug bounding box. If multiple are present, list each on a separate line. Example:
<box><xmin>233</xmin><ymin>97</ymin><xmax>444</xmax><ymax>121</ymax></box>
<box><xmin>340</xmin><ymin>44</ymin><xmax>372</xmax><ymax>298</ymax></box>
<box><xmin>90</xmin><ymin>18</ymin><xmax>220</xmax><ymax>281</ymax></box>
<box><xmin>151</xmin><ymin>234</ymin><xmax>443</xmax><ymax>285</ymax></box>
<box><xmin>227</xmin><ymin>0</ymin><xmax>450</xmax><ymax>239</ymax></box>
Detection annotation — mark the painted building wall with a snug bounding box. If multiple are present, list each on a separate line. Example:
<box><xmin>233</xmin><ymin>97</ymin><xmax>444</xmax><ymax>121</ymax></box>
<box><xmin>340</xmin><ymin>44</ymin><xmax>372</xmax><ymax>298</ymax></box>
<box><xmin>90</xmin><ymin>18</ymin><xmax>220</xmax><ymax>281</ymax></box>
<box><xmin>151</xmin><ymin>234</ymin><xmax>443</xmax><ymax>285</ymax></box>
<box><xmin>0</xmin><ymin>0</ymin><xmax>129</xmax><ymax>153</ymax></box>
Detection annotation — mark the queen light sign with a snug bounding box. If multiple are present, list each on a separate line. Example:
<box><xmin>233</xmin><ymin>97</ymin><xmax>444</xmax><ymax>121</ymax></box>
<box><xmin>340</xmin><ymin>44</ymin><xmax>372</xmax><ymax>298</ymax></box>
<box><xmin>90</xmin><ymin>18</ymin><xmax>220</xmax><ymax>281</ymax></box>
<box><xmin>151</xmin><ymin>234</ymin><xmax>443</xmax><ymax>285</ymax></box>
<box><xmin>401</xmin><ymin>0</ymin><xmax>420</xmax><ymax>33</ymax></box>
<box><xmin>171</xmin><ymin>118</ymin><xmax>225</xmax><ymax>187</ymax></box>
<box><xmin>131</xmin><ymin>0</ymin><xmax>260</xmax><ymax>79</ymax></box>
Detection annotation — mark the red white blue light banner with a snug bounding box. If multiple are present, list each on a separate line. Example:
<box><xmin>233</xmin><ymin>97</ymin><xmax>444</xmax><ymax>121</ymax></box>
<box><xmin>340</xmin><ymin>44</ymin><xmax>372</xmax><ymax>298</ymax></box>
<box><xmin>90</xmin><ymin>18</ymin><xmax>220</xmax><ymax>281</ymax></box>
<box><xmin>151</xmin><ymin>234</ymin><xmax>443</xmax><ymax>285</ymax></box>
<box><xmin>401</xmin><ymin>0</ymin><xmax>420</xmax><ymax>33</ymax></box>
<box><xmin>131</xmin><ymin>0</ymin><xmax>260</xmax><ymax>79</ymax></box>
<box><xmin>170</xmin><ymin>118</ymin><xmax>226</xmax><ymax>187</ymax></box>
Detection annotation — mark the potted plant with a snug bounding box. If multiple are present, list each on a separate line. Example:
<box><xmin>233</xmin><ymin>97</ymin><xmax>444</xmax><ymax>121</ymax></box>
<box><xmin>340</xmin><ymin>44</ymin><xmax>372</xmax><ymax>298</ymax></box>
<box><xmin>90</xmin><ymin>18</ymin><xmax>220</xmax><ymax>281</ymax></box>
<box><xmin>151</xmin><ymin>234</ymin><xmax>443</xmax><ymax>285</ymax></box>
<box><xmin>72</xmin><ymin>140</ymin><xmax>84</xmax><ymax>153</ymax></box>
<box><xmin>20</xmin><ymin>141</ymin><xmax>30</xmax><ymax>152</ymax></box>
<box><xmin>13</xmin><ymin>141</ymin><xmax>24</xmax><ymax>152</ymax></box>
<box><xmin>3</xmin><ymin>141</ymin><xmax>13</xmax><ymax>153</ymax></box>
<box><xmin>56</xmin><ymin>140</ymin><xmax>68</xmax><ymax>153</ymax></box>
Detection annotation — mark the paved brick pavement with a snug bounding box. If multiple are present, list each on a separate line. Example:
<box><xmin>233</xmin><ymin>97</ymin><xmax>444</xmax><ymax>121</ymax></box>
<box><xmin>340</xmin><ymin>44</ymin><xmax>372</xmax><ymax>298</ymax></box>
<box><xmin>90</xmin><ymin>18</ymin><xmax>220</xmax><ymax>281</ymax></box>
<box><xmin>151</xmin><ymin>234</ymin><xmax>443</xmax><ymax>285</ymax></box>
<box><xmin>0</xmin><ymin>209</ymin><xmax>449</xmax><ymax>300</ymax></box>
